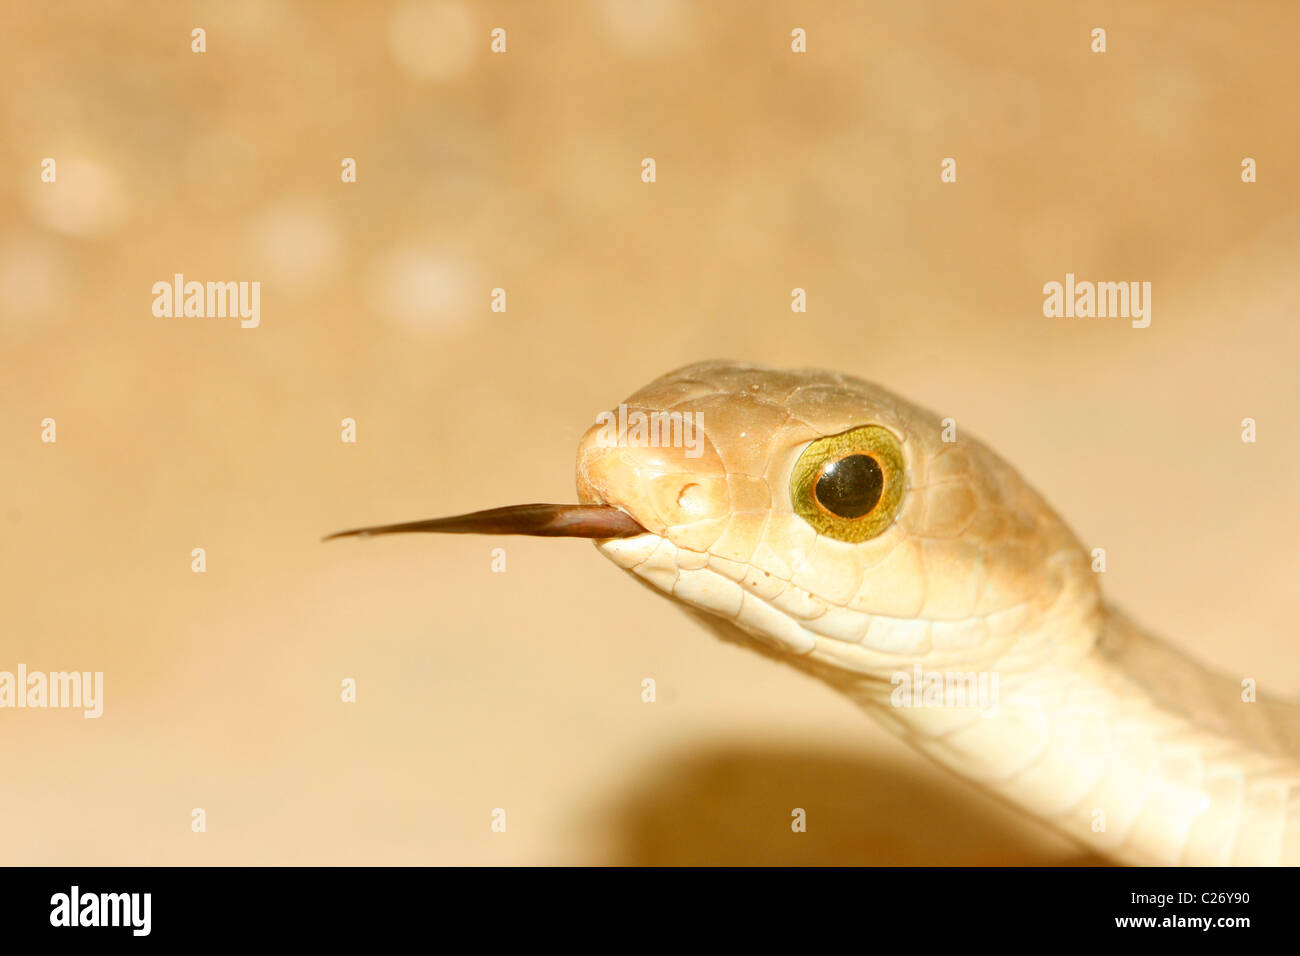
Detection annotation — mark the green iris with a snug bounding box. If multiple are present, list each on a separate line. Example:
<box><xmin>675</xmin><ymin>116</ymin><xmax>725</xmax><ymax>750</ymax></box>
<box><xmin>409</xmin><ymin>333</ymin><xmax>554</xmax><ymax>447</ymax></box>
<box><xmin>790</xmin><ymin>425</ymin><xmax>905</xmax><ymax>542</ymax></box>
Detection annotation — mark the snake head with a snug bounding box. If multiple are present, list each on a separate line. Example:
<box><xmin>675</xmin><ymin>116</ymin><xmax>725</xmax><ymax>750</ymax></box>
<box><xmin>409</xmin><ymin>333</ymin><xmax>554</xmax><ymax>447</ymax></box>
<box><xmin>576</xmin><ymin>361</ymin><xmax>1102</xmax><ymax>685</ymax></box>
<box><xmin>326</xmin><ymin>360</ymin><xmax>1101</xmax><ymax>689</ymax></box>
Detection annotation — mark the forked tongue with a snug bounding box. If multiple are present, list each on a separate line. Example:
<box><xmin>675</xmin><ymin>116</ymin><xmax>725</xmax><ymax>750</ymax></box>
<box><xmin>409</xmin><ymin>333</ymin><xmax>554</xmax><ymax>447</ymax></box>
<box><xmin>324</xmin><ymin>503</ymin><xmax>645</xmax><ymax>541</ymax></box>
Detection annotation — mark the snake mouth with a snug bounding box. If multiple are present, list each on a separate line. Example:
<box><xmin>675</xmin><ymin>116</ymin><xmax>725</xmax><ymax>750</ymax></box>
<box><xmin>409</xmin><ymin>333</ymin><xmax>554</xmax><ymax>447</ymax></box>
<box><xmin>323</xmin><ymin>503</ymin><xmax>648</xmax><ymax>542</ymax></box>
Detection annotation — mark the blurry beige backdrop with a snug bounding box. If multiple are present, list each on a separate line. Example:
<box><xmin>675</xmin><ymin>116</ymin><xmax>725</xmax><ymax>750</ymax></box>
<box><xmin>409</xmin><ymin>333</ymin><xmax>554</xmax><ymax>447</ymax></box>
<box><xmin>2</xmin><ymin>1</ymin><xmax>1297</xmax><ymax>864</ymax></box>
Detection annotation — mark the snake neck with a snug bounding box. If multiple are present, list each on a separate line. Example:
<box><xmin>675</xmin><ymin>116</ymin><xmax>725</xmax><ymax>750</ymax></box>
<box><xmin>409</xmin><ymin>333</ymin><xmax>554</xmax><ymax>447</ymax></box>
<box><xmin>677</xmin><ymin>538</ymin><xmax>1300</xmax><ymax>865</ymax></box>
<box><xmin>841</xmin><ymin>608</ymin><xmax>1300</xmax><ymax>865</ymax></box>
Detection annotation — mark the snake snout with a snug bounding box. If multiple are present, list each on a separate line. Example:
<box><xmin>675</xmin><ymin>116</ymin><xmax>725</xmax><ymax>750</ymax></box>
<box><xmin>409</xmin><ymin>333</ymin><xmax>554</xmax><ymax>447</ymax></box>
<box><xmin>575</xmin><ymin>417</ymin><xmax>729</xmax><ymax>538</ymax></box>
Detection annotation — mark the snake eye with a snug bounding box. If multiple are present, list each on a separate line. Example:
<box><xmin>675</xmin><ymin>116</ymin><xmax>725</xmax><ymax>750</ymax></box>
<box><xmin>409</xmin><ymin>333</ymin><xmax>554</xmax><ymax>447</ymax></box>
<box><xmin>791</xmin><ymin>425</ymin><xmax>905</xmax><ymax>542</ymax></box>
<box><xmin>815</xmin><ymin>454</ymin><xmax>883</xmax><ymax>518</ymax></box>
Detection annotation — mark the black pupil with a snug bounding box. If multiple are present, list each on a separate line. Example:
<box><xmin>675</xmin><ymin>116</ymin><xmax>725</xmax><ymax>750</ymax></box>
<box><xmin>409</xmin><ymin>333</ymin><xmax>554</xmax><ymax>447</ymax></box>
<box><xmin>814</xmin><ymin>454</ymin><xmax>883</xmax><ymax>519</ymax></box>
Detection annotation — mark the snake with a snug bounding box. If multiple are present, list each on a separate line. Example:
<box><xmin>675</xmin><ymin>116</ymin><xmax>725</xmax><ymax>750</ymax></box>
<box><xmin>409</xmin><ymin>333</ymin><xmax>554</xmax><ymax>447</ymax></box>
<box><xmin>327</xmin><ymin>360</ymin><xmax>1300</xmax><ymax>865</ymax></box>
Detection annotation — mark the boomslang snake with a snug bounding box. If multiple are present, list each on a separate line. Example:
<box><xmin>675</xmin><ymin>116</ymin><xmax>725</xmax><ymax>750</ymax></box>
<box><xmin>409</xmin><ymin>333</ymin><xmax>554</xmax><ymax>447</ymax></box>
<box><xmin>328</xmin><ymin>361</ymin><xmax>1300</xmax><ymax>866</ymax></box>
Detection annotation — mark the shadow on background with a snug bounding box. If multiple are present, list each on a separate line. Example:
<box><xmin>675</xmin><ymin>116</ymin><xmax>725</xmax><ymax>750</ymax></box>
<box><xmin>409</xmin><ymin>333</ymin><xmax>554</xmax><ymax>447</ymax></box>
<box><xmin>597</xmin><ymin>744</ymin><xmax>1110</xmax><ymax>866</ymax></box>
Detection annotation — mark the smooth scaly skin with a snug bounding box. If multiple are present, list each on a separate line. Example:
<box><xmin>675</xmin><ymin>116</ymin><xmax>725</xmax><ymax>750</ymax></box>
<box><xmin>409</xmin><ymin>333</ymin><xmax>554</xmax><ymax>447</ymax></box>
<box><xmin>575</xmin><ymin>361</ymin><xmax>1300</xmax><ymax>865</ymax></box>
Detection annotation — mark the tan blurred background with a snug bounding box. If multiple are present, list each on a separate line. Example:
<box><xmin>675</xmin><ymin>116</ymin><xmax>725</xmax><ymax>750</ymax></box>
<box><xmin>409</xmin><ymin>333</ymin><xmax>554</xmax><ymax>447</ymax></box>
<box><xmin>1</xmin><ymin>1</ymin><xmax>1297</xmax><ymax>865</ymax></box>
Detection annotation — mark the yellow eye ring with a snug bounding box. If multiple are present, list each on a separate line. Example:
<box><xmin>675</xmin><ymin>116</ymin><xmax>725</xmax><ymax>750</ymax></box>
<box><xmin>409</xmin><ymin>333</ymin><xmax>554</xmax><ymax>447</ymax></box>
<box><xmin>790</xmin><ymin>425</ymin><xmax>906</xmax><ymax>543</ymax></box>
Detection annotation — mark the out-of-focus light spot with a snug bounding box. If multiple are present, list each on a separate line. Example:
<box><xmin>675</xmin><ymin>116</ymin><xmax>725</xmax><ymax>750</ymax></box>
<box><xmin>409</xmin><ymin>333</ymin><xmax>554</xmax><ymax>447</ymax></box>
<box><xmin>246</xmin><ymin>199</ymin><xmax>344</xmax><ymax>292</ymax></box>
<box><xmin>389</xmin><ymin>1</ymin><xmax>475</xmax><ymax>80</ymax></box>
<box><xmin>24</xmin><ymin>157</ymin><xmax>128</xmax><ymax>239</ymax></box>
<box><xmin>367</xmin><ymin>246</ymin><xmax>476</xmax><ymax>336</ymax></box>
<box><xmin>594</xmin><ymin>0</ymin><xmax>690</xmax><ymax>54</ymax></box>
<box><xmin>0</xmin><ymin>234</ymin><xmax>69</xmax><ymax>326</ymax></box>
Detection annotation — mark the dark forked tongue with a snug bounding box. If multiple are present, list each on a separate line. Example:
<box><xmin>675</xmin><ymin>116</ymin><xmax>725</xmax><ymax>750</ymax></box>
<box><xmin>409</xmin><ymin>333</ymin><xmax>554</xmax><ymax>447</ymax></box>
<box><xmin>323</xmin><ymin>504</ymin><xmax>646</xmax><ymax>542</ymax></box>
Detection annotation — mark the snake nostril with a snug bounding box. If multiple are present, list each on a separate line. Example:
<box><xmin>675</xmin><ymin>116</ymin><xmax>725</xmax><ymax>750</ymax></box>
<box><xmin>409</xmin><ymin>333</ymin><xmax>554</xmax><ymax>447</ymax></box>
<box><xmin>676</xmin><ymin>482</ymin><xmax>706</xmax><ymax>516</ymax></box>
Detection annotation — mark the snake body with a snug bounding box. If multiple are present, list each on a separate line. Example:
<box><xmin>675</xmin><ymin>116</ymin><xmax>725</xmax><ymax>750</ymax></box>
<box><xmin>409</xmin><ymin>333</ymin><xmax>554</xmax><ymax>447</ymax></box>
<box><xmin>575</xmin><ymin>361</ymin><xmax>1300</xmax><ymax>865</ymax></box>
